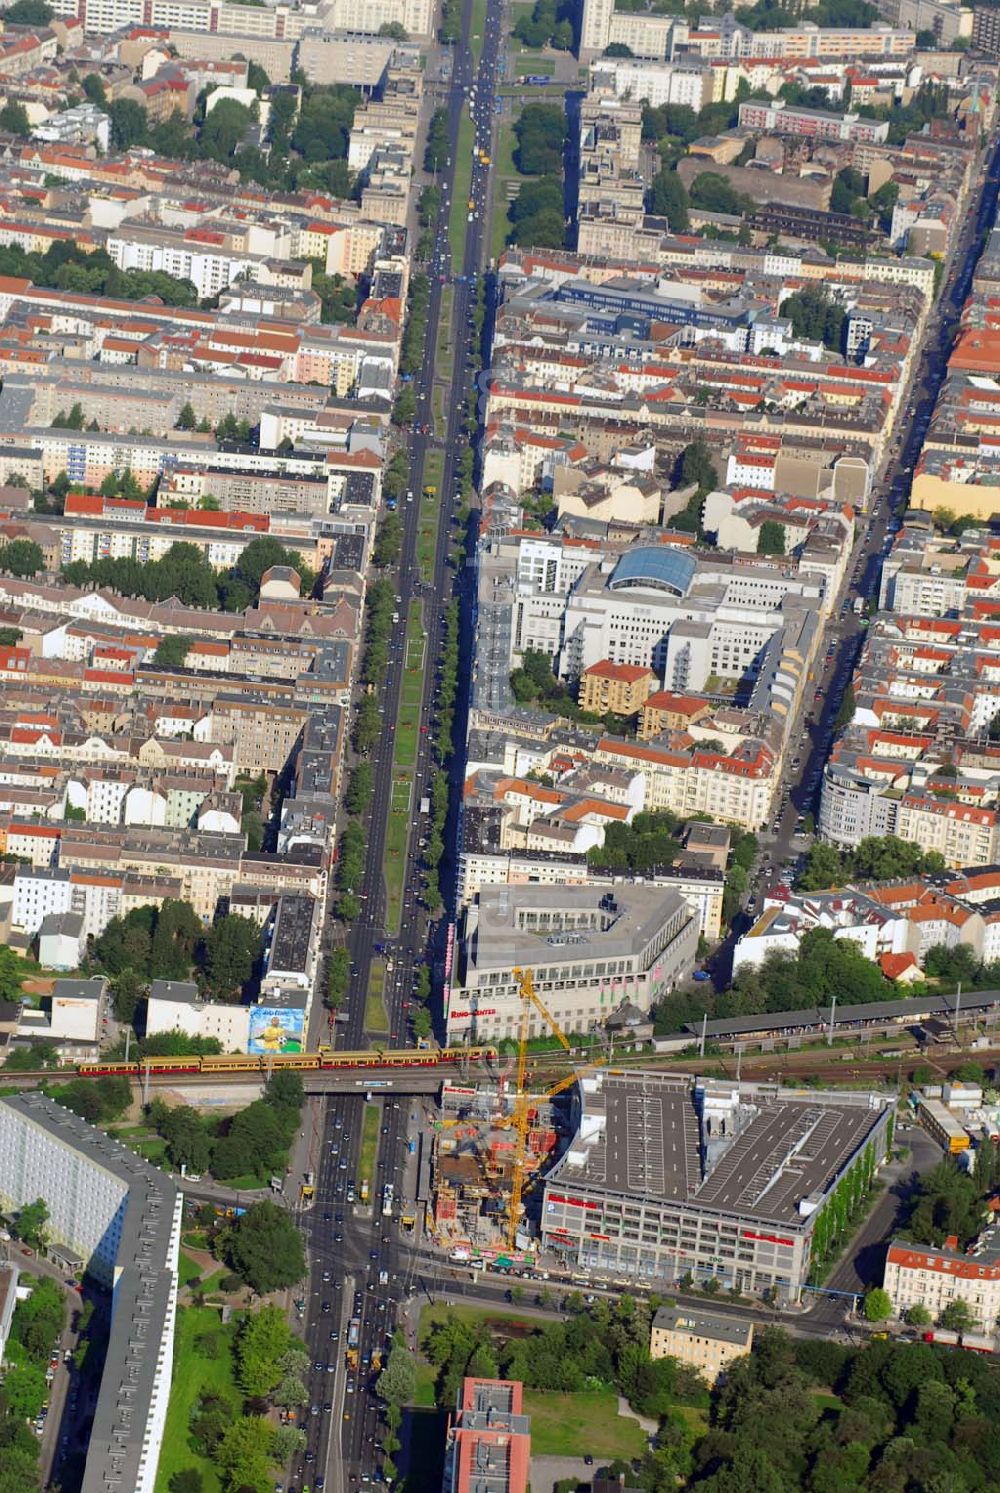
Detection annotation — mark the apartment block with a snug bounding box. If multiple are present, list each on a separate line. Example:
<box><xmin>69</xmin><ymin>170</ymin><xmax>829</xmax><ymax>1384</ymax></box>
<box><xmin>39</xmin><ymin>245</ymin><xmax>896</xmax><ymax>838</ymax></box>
<box><xmin>650</xmin><ymin>1307</ymin><xmax>753</xmax><ymax>1383</ymax></box>
<box><xmin>738</xmin><ymin>97</ymin><xmax>890</xmax><ymax>143</ymax></box>
<box><xmin>884</xmin><ymin>1238</ymin><xmax>1000</xmax><ymax>1326</ymax></box>
<box><xmin>0</xmin><ymin>1092</ymin><xmax>182</xmax><ymax>1493</ymax></box>
<box><xmin>579</xmin><ymin>660</ymin><xmax>656</xmax><ymax>716</ymax></box>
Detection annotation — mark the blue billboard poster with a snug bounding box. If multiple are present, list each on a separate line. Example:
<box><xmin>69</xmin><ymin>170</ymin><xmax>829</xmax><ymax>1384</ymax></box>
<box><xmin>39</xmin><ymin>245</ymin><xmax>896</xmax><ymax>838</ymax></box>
<box><xmin>248</xmin><ymin>1006</ymin><xmax>305</xmax><ymax>1055</ymax></box>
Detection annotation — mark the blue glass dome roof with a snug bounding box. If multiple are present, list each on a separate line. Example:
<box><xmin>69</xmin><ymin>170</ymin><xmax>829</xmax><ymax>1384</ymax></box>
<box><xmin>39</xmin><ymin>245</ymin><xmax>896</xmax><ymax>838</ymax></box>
<box><xmin>608</xmin><ymin>546</ymin><xmax>697</xmax><ymax>597</ymax></box>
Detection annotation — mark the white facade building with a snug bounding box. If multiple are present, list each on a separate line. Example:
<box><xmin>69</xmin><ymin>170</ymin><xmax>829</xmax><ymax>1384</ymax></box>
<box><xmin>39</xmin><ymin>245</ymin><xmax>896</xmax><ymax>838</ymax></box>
<box><xmin>146</xmin><ymin>979</ymin><xmax>250</xmax><ymax>1050</ymax></box>
<box><xmin>0</xmin><ymin>1092</ymin><xmax>182</xmax><ymax>1493</ymax></box>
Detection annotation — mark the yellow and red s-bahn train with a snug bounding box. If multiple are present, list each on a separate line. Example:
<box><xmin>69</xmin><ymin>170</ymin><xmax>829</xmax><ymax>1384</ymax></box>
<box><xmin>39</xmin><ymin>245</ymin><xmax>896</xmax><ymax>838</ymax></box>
<box><xmin>76</xmin><ymin>1046</ymin><xmax>497</xmax><ymax>1079</ymax></box>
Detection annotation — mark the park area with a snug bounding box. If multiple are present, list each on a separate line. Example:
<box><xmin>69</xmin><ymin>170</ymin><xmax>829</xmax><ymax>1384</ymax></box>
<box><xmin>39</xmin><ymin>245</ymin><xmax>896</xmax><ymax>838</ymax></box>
<box><xmin>409</xmin><ymin>1301</ymin><xmax>677</xmax><ymax>1469</ymax></box>
<box><xmin>155</xmin><ymin>1305</ymin><xmax>239</xmax><ymax>1493</ymax></box>
<box><xmin>383</xmin><ymin>604</ymin><xmax>427</xmax><ymax>932</ymax></box>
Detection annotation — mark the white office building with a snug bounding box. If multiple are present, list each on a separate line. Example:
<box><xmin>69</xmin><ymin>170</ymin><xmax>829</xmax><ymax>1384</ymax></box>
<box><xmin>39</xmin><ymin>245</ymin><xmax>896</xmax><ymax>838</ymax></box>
<box><xmin>446</xmin><ymin>884</ymin><xmax>698</xmax><ymax>1043</ymax></box>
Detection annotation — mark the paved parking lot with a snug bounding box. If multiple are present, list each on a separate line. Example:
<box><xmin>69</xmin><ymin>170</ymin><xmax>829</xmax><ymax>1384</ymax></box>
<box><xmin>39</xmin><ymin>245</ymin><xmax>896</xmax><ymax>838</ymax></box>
<box><xmin>531</xmin><ymin>1456</ymin><xmax>593</xmax><ymax>1493</ymax></box>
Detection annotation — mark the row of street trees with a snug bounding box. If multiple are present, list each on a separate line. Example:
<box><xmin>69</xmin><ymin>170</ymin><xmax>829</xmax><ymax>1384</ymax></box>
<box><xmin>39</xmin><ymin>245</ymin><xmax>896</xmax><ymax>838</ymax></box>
<box><xmin>373</xmin><ymin>1334</ymin><xmax>417</xmax><ymax>1484</ymax></box>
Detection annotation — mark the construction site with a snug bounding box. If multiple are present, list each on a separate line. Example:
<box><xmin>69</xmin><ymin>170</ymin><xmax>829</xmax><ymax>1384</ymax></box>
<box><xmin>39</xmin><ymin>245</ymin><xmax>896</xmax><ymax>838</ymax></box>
<box><xmin>424</xmin><ymin>969</ymin><xmax>606</xmax><ymax>1263</ymax></box>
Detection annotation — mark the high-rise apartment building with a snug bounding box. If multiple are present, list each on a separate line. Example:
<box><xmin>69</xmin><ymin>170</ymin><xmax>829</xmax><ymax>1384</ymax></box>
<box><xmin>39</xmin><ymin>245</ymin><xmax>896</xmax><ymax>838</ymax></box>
<box><xmin>0</xmin><ymin>1093</ymin><xmax>182</xmax><ymax>1493</ymax></box>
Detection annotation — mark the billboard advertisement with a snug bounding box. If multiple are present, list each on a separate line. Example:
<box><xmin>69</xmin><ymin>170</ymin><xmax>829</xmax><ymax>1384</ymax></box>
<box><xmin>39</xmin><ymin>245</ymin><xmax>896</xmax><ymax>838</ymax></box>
<box><xmin>247</xmin><ymin>1005</ymin><xmax>305</xmax><ymax>1055</ymax></box>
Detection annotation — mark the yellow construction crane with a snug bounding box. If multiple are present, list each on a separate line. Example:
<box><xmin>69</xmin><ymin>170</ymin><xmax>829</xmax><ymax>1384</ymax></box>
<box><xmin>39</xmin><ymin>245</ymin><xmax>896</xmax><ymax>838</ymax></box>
<box><xmin>505</xmin><ymin>967</ymin><xmax>599</xmax><ymax>1251</ymax></box>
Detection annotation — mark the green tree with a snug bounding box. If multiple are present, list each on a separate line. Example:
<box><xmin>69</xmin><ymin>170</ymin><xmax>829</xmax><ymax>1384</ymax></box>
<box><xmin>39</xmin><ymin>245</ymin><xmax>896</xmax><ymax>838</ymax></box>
<box><xmin>1</xmin><ymin>1363</ymin><xmax>47</xmax><ymax>1418</ymax></box>
<box><xmin>169</xmin><ymin>1471</ymin><xmax>204</xmax><ymax>1493</ymax></box>
<box><xmin>15</xmin><ymin>1197</ymin><xmax>49</xmax><ymax>1248</ymax></box>
<box><xmin>176</xmin><ymin>402</ymin><xmax>197</xmax><ymax>431</ymax></box>
<box><xmin>4</xmin><ymin>0</ymin><xmax>53</xmax><ymax>19</ymax></box>
<box><xmin>10</xmin><ymin>1275</ymin><xmax>63</xmax><ymax>1358</ymax></box>
<box><xmin>393</xmin><ymin>385</ymin><xmax>417</xmax><ymax>425</ymax></box>
<box><xmin>159</xmin><ymin>1105</ymin><xmax>212</xmax><ymax>1175</ymax></box>
<box><xmin>345</xmin><ymin>761</ymin><xmax>374</xmax><ymax>816</ymax></box>
<box><xmin>150</xmin><ymin>898</ymin><xmax>202</xmax><ymax>980</ymax></box>
<box><xmin>513</xmin><ymin>103</ymin><xmax>567</xmax><ymax>176</ymax></box>
<box><xmin>905</xmin><ymin>1161</ymin><xmax>983</xmax><ymax>1249</ymax></box>
<box><xmin>234</xmin><ymin>1305</ymin><xmax>294</xmax><ymax>1397</ymax></box>
<box><xmin>373</xmin><ymin>513</ymin><xmax>402</xmax><ymax>568</ymax></box>
<box><xmin>109</xmin><ymin>968</ymin><xmax>144</xmax><ymax>1024</ymax></box>
<box><xmin>199</xmin><ymin>98</ymin><xmax>251</xmax><ymax>161</ymax></box>
<box><xmin>757</xmin><ymin>519</ymin><xmax>785</xmax><ymax>556</ymax></box>
<box><xmin>327</xmin><ymin>946</ymin><xmax>350</xmax><ymax>1009</ymax></box>
<box><xmin>4</xmin><ymin>1037</ymin><xmax>58</xmax><ymax>1070</ymax></box>
<box><xmin>509</xmin><ymin>173</ymin><xmax>565</xmax><ymax>249</ymax></box>
<box><xmin>863</xmin><ymin>1287</ymin><xmax>892</xmax><ymax>1322</ymax></box>
<box><xmin>411</xmin><ymin>1005</ymin><xmax>433</xmax><ymax>1041</ymax></box>
<box><xmin>219</xmin><ymin>1199</ymin><xmax>305</xmax><ymax>1293</ymax></box>
<box><xmin>271</xmin><ymin>1424</ymin><xmax>306</xmax><ymax>1461</ymax></box>
<box><xmin>647</xmin><ymin>169</ymin><xmax>689</xmax><ymax>230</ymax></box>
<box><xmin>940</xmin><ymin>1297</ymin><xmax>978</xmax><ymax>1337</ymax></box>
<box><xmin>0</xmin><ymin>539</ymin><xmax>44</xmax><ymax>576</ymax></box>
<box><xmin>264</xmin><ymin>1067</ymin><xmax>304</xmax><ymax>1128</ymax></box>
<box><xmin>0</xmin><ymin>946</ymin><xmax>30</xmax><ymax>1002</ymax></box>
<box><xmin>0</xmin><ymin>101</ymin><xmax>30</xmax><ymax>137</ymax></box>
<box><xmin>689</xmin><ymin>171</ymin><xmax>752</xmax><ymax>216</ymax></box>
<box><xmin>678</xmin><ymin>440</ymin><xmax>719</xmax><ymax>495</ymax></box>
<box><xmin>216</xmin><ymin>1414</ymin><xmax>274</xmax><ymax>1493</ymax></box>
<box><xmin>212</xmin><ymin>1099</ymin><xmax>287</xmax><ymax>1180</ymax></box>
<box><xmin>905</xmin><ymin>1302</ymin><xmax>932</xmax><ymax>1326</ymax></box>
<box><xmin>189</xmin><ymin>1393</ymin><xmax>233</xmax><ymax>1456</ymax></box>
<box><xmin>152</xmin><ymin>634</ymin><xmax>191</xmax><ymax>667</ymax></box>
<box><xmin>376</xmin><ymin>1341</ymin><xmax>417</xmax><ymax>1406</ymax></box>
<box><xmin>780</xmin><ymin>284</ymin><xmax>846</xmax><ymax>353</ymax></box>
<box><xmin>108</xmin><ymin>98</ymin><xmax>149</xmax><ymax>150</ymax></box>
<box><xmin>202</xmin><ymin>914</ymin><xmax>259</xmax><ymax>1000</ymax></box>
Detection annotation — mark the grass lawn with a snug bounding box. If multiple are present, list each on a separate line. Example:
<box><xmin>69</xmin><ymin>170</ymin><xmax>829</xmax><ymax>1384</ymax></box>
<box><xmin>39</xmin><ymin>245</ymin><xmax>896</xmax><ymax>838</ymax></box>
<box><xmin>154</xmin><ymin>1305</ymin><xmax>239</xmax><ymax>1493</ymax></box>
<box><xmin>365</xmin><ymin>957</ymin><xmax>389</xmax><ymax>1034</ymax></box>
<box><xmin>201</xmin><ymin>1268</ymin><xmax>232</xmax><ymax>1294</ymax></box>
<box><xmin>134</xmin><ymin>1137</ymin><xmax>168</xmax><ymax>1165</ymax></box>
<box><xmin>671</xmin><ymin>1403</ymin><xmax>710</xmax><ymax>1432</ymax></box>
<box><xmin>181</xmin><ymin>1230</ymin><xmax>209</xmax><ymax>1250</ymax></box>
<box><xmin>419</xmin><ymin>450</ymin><xmax>444</xmax><ymax>583</ymax></box>
<box><xmin>359</xmin><ymin>1101</ymin><xmax>381</xmax><ymax>1191</ymax></box>
<box><xmin>524</xmin><ymin>1389</ymin><xmax>647</xmax><ymax>1460</ymax></box>
<box><xmin>449</xmin><ymin>108</ymin><xmax>476</xmax><ymax>265</ymax></box>
<box><xmin>412</xmin><ymin>1358</ymin><xmax>437</xmax><ymax>1407</ymax></box>
<box><xmin>213</xmin><ymin>1174</ymin><xmax>267</xmax><ymax>1192</ymax></box>
<box><xmin>490</xmin><ymin>117</ymin><xmax>519</xmax><ymax>261</ymax></box>
<box><xmin>513</xmin><ymin>52</ymin><xmax>555</xmax><ymax>74</ymax></box>
<box><xmin>177</xmin><ymin>1251</ymin><xmax>203</xmax><ymax>1288</ymax></box>
<box><xmin>416</xmin><ymin>493</ymin><xmax>440</xmax><ymax>584</ymax></box>
<box><xmin>384</xmin><ymin>784</ymin><xmax>411</xmax><ymax>935</ymax></box>
<box><xmin>437</xmin><ymin>285</ymin><xmax>453</xmax><ymax>356</ymax></box>
<box><xmin>470</xmin><ymin>0</ymin><xmax>487</xmax><ymax>65</ymax></box>
<box><xmin>813</xmin><ymin>1391</ymin><xmax>843</xmax><ymax>1413</ymax></box>
<box><xmin>384</xmin><ymin>605</ymin><xmax>427</xmax><ymax>930</ymax></box>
